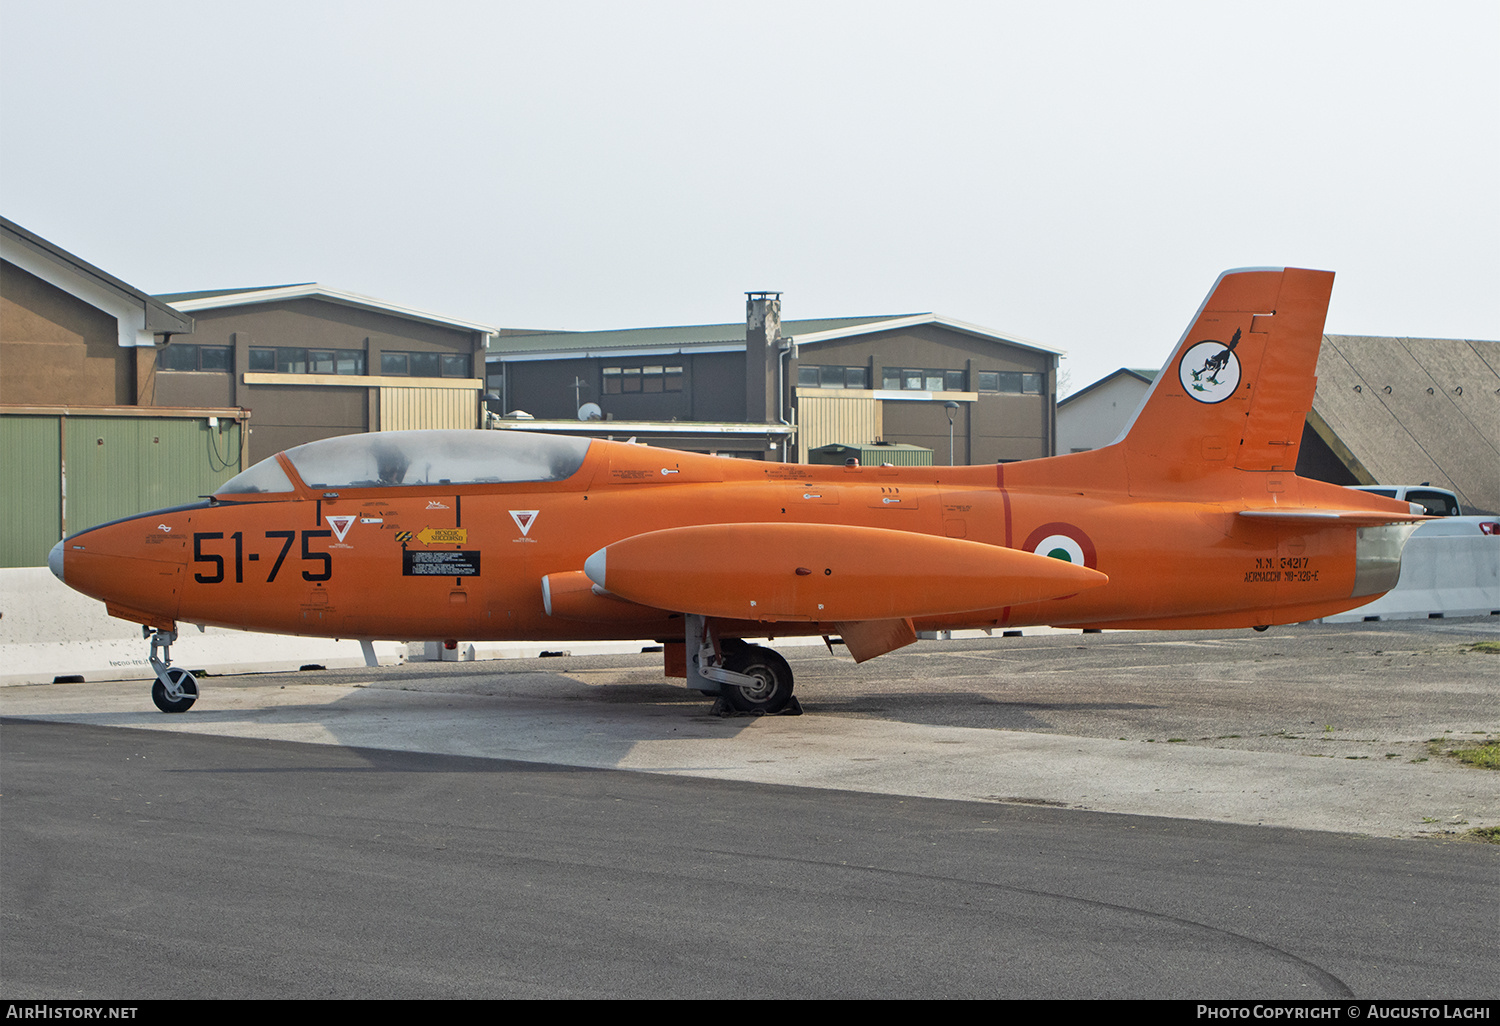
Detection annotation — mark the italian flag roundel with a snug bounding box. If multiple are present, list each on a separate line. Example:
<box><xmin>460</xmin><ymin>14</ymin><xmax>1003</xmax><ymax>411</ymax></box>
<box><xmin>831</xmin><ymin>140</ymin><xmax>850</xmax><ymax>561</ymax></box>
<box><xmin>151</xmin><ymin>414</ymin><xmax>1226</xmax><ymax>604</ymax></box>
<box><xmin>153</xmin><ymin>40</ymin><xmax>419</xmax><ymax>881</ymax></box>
<box><xmin>1021</xmin><ymin>522</ymin><xmax>1097</xmax><ymax>569</ymax></box>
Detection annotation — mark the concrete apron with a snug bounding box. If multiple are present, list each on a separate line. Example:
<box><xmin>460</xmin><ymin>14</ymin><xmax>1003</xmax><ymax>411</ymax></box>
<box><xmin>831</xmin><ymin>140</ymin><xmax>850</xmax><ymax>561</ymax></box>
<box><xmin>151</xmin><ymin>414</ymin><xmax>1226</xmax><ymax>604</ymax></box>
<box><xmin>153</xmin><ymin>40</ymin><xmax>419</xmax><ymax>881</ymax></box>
<box><xmin>3</xmin><ymin>670</ymin><xmax>1493</xmax><ymax>841</ymax></box>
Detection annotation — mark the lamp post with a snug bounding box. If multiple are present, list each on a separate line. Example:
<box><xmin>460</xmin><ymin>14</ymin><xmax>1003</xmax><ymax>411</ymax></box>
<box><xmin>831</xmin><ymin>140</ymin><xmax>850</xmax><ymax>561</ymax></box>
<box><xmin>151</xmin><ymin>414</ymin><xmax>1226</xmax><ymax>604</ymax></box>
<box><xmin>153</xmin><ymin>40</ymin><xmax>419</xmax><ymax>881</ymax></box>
<box><xmin>945</xmin><ymin>400</ymin><xmax>959</xmax><ymax>466</ymax></box>
<box><xmin>480</xmin><ymin>392</ymin><xmax>501</xmax><ymax>429</ymax></box>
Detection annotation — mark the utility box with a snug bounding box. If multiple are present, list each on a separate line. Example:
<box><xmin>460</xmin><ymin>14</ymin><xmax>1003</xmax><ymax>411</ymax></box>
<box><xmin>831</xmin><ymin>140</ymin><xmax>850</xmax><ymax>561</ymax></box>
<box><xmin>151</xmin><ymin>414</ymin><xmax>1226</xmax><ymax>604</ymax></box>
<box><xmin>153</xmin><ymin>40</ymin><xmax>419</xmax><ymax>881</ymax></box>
<box><xmin>809</xmin><ymin>442</ymin><xmax>933</xmax><ymax>467</ymax></box>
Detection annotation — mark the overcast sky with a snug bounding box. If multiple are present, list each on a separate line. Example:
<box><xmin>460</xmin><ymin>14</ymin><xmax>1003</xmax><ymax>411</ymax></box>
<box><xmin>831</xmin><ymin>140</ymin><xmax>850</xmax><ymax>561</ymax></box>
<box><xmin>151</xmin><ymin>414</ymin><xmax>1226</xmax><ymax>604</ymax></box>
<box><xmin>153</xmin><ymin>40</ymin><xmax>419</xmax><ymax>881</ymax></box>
<box><xmin>2</xmin><ymin>0</ymin><xmax>1495</xmax><ymax>394</ymax></box>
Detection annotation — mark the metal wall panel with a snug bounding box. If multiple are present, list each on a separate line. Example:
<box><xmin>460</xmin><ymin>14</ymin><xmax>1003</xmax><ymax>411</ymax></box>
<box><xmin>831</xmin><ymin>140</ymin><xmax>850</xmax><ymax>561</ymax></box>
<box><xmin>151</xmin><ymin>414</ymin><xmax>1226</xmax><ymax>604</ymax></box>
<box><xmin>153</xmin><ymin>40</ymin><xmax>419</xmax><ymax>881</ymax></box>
<box><xmin>0</xmin><ymin>416</ymin><xmax>61</xmax><ymax>567</ymax></box>
<box><xmin>795</xmin><ymin>391</ymin><xmax>881</xmax><ymax>463</ymax></box>
<box><xmin>1</xmin><ymin>414</ymin><xmax>242</xmax><ymax>567</ymax></box>
<box><xmin>379</xmin><ymin>386</ymin><xmax>477</xmax><ymax>431</ymax></box>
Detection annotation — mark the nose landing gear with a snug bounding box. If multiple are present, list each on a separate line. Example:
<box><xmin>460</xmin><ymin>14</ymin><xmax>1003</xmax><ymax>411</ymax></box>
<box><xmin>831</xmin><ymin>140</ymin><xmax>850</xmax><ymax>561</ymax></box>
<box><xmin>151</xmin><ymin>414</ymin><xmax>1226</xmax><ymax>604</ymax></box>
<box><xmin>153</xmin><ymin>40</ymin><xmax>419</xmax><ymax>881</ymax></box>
<box><xmin>146</xmin><ymin>627</ymin><xmax>199</xmax><ymax>713</ymax></box>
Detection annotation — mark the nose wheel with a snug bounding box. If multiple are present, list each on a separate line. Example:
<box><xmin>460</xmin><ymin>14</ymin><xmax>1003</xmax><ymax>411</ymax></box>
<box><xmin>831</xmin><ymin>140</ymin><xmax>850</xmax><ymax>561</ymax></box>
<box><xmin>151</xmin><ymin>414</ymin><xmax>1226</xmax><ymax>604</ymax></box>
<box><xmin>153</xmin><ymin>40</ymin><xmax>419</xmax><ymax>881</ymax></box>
<box><xmin>146</xmin><ymin>628</ymin><xmax>199</xmax><ymax>713</ymax></box>
<box><xmin>152</xmin><ymin>668</ymin><xmax>199</xmax><ymax>713</ymax></box>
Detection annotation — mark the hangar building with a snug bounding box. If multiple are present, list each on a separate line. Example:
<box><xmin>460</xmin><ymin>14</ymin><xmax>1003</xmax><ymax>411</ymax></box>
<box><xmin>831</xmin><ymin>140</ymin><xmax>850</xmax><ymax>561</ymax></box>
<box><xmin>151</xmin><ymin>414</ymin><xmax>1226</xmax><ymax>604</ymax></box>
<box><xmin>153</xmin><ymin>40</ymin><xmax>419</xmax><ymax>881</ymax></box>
<box><xmin>1</xmin><ymin>218</ymin><xmax>499</xmax><ymax>564</ymax></box>
<box><xmin>487</xmin><ymin>295</ymin><xmax>1062</xmax><ymax>465</ymax></box>
<box><xmin>155</xmin><ymin>285</ymin><xmax>496</xmax><ymax>461</ymax></box>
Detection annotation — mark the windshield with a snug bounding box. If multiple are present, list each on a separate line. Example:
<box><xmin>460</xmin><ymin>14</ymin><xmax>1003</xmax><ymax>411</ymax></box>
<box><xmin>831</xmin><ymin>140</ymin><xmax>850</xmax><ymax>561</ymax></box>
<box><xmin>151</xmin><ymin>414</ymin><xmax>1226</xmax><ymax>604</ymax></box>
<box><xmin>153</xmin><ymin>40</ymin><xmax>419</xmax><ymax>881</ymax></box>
<box><xmin>216</xmin><ymin>455</ymin><xmax>295</xmax><ymax>494</ymax></box>
<box><xmin>219</xmin><ymin>430</ymin><xmax>592</xmax><ymax>493</ymax></box>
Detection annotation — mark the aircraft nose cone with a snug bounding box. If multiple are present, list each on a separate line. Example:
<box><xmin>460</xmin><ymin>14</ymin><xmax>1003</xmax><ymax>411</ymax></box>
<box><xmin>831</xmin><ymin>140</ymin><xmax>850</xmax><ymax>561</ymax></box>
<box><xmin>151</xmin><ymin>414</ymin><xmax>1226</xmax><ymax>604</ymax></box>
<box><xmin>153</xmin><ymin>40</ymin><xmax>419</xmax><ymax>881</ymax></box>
<box><xmin>49</xmin><ymin>540</ymin><xmax>65</xmax><ymax>583</ymax></box>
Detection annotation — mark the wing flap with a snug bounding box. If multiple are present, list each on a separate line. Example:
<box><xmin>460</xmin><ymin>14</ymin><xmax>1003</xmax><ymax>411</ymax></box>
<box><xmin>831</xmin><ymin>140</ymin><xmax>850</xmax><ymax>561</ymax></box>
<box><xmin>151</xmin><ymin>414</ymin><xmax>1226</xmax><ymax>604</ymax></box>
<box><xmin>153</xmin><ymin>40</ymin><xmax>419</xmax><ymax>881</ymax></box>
<box><xmin>835</xmin><ymin>618</ymin><xmax>918</xmax><ymax>663</ymax></box>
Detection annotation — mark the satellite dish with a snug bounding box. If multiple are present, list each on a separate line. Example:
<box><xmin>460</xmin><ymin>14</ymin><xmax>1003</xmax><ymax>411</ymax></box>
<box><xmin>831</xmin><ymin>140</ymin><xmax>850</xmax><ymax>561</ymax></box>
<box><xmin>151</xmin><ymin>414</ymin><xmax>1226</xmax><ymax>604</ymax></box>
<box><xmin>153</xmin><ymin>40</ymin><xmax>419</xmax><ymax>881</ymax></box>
<box><xmin>578</xmin><ymin>402</ymin><xmax>603</xmax><ymax>421</ymax></box>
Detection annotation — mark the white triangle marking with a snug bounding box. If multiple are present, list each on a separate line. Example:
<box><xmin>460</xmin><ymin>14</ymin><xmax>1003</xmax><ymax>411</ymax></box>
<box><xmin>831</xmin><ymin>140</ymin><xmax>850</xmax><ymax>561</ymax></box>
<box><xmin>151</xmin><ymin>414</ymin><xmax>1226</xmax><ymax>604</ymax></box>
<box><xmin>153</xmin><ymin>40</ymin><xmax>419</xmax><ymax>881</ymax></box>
<box><xmin>510</xmin><ymin>510</ymin><xmax>539</xmax><ymax>537</ymax></box>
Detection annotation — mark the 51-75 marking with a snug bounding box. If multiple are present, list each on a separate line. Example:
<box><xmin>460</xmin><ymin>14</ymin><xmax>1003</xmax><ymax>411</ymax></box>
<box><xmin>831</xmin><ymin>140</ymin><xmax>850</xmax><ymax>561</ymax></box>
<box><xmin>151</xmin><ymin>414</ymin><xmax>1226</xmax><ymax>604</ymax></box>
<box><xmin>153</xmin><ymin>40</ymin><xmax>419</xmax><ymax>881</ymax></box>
<box><xmin>193</xmin><ymin>530</ymin><xmax>332</xmax><ymax>584</ymax></box>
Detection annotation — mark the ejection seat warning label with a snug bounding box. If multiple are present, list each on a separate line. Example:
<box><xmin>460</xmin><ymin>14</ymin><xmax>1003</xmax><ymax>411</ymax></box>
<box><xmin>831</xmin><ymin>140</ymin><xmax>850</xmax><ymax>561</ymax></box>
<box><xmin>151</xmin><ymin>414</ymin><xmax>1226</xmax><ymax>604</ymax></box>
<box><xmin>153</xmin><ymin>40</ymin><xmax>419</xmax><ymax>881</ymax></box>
<box><xmin>404</xmin><ymin>551</ymin><xmax>481</xmax><ymax>576</ymax></box>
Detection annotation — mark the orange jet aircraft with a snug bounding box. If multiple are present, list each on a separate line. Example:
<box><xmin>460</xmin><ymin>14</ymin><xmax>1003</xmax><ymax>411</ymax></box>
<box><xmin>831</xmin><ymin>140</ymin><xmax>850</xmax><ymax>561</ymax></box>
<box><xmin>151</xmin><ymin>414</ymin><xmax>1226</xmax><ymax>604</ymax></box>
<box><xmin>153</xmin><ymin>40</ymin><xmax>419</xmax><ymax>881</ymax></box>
<box><xmin>50</xmin><ymin>268</ymin><xmax>1427</xmax><ymax>715</ymax></box>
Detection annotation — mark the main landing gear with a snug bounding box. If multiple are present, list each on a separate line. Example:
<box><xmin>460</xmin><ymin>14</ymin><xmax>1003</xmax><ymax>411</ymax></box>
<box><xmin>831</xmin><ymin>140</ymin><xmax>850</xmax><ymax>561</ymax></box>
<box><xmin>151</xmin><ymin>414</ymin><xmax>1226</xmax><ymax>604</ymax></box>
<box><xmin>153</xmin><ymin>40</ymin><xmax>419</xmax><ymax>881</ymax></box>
<box><xmin>686</xmin><ymin>615</ymin><xmax>799</xmax><ymax>715</ymax></box>
<box><xmin>718</xmin><ymin>640</ymin><xmax>796</xmax><ymax>715</ymax></box>
<box><xmin>146</xmin><ymin>627</ymin><xmax>199</xmax><ymax>713</ymax></box>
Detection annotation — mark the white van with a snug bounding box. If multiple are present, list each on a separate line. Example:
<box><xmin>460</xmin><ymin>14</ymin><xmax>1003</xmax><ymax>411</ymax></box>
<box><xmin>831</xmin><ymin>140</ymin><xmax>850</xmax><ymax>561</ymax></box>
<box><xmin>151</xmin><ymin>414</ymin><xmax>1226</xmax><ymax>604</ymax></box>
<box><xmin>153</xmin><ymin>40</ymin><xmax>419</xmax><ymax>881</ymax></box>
<box><xmin>1346</xmin><ymin>484</ymin><xmax>1462</xmax><ymax>517</ymax></box>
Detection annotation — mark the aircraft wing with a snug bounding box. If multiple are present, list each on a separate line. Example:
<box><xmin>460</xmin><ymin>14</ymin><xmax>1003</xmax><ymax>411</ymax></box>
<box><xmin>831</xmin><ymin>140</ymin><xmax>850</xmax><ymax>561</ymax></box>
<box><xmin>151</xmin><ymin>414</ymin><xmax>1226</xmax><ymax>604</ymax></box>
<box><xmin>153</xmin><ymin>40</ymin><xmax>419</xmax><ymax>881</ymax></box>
<box><xmin>583</xmin><ymin>523</ymin><xmax>1108</xmax><ymax>623</ymax></box>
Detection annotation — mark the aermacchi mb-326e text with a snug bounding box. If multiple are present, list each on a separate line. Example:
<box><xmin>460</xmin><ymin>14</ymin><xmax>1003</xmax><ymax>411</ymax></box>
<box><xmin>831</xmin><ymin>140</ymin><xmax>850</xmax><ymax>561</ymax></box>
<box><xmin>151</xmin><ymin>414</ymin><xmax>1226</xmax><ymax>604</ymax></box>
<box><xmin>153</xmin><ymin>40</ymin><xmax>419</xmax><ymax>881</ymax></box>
<box><xmin>50</xmin><ymin>268</ymin><xmax>1428</xmax><ymax>715</ymax></box>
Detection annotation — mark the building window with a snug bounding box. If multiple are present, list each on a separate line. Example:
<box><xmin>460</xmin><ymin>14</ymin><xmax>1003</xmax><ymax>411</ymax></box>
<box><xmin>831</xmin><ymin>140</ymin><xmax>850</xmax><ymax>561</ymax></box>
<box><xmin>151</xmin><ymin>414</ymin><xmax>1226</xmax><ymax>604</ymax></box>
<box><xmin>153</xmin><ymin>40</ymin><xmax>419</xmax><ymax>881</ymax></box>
<box><xmin>798</xmin><ymin>365</ymin><xmax>869</xmax><ymax>389</ymax></box>
<box><xmin>602</xmin><ymin>365</ymin><xmax>683</xmax><ymax>395</ymax></box>
<box><xmin>977</xmin><ymin>371</ymin><xmax>1044</xmax><ymax>394</ymax></box>
<box><xmin>159</xmin><ymin>344</ymin><xmax>232</xmax><ymax>372</ymax></box>
<box><xmin>380</xmin><ymin>351</ymin><xmax>469</xmax><ymax>378</ymax></box>
<box><xmin>248</xmin><ymin>347</ymin><xmax>366</xmax><ymax>375</ymax></box>
<box><xmin>881</xmin><ymin>367</ymin><xmax>967</xmax><ymax>391</ymax></box>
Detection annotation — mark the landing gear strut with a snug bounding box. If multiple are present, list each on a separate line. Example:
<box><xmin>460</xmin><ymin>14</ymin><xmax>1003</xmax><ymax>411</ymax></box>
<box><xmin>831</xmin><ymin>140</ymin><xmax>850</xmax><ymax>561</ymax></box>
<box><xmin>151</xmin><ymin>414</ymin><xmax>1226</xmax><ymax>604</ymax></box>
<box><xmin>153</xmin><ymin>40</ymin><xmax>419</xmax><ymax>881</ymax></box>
<box><xmin>146</xmin><ymin>627</ymin><xmax>199</xmax><ymax>713</ymax></box>
<box><xmin>685</xmin><ymin>615</ymin><xmax>799</xmax><ymax>715</ymax></box>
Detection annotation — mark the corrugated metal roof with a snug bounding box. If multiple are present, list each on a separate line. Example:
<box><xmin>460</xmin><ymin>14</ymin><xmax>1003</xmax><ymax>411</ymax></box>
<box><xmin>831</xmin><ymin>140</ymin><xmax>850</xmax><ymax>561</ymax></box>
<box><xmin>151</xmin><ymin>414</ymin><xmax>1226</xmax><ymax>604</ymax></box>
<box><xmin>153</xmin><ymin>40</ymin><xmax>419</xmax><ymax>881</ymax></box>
<box><xmin>489</xmin><ymin>312</ymin><xmax>1063</xmax><ymax>359</ymax></box>
<box><xmin>489</xmin><ymin>315</ymin><xmax>910</xmax><ymax>356</ymax></box>
<box><xmin>157</xmin><ymin>283</ymin><xmax>498</xmax><ymax>337</ymax></box>
<box><xmin>155</xmin><ymin>284</ymin><xmax>312</xmax><ymax>303</ymax></box>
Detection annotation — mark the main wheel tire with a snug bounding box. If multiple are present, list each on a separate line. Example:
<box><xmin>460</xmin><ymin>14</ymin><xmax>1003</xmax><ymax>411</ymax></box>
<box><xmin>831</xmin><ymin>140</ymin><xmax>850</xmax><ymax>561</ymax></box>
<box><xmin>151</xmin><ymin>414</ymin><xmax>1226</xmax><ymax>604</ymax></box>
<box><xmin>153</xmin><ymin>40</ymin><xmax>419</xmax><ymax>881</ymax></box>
<box><xmin>152</xmin><ymin>668</ymin><xmax>199</xmax><ymax>713</ymax></box>
<box><xmin>720</xmin><ymin>644</ymin><xmax>794</xmax><ymax>714</ymax></box>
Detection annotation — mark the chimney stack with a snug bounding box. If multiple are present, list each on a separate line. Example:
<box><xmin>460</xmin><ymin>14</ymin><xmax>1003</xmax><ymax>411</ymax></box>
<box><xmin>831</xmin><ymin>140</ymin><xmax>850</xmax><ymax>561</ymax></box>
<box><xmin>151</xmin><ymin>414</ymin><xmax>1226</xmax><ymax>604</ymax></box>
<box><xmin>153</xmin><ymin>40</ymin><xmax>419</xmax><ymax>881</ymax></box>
<box><xmin>745</xmin><ymin>291</ymin><xmax>781</xmax><ymax>424</ymax></box>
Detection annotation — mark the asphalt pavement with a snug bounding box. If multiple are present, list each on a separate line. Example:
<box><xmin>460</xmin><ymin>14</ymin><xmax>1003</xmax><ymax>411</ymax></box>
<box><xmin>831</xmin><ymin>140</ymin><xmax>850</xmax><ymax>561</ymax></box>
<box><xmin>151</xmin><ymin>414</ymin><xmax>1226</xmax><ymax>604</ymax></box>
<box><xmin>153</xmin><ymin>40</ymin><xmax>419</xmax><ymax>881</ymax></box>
<box><xmin>2</xmin><ymin>617</ymin><xmax>1496</xmax><ymax>998</ymax></box>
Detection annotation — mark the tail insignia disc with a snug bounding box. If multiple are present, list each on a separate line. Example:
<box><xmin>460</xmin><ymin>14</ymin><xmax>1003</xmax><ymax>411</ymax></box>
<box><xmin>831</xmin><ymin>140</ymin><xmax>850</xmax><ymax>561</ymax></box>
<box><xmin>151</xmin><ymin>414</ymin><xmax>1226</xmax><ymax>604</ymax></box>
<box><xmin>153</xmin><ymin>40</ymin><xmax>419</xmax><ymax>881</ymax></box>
<box><xmin>1178</xmin><ymin>327</ymin><xmax>1243</xmax><ymax>404</ymax></box>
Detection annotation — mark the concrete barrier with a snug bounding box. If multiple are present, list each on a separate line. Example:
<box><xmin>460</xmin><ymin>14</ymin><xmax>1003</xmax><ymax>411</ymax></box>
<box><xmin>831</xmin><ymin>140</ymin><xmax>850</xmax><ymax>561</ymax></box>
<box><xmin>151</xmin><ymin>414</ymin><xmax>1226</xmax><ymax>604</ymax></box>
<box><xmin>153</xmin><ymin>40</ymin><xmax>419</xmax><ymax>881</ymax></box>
<box><xmin>1321</xmin><ymin>519</ymin><xmax>1500</xmax><ymax>622</ymax></box>
<box><xmin>1</xmin><ymin>568</ymin><xmax>407</xmax><ymax>686</ymax></box>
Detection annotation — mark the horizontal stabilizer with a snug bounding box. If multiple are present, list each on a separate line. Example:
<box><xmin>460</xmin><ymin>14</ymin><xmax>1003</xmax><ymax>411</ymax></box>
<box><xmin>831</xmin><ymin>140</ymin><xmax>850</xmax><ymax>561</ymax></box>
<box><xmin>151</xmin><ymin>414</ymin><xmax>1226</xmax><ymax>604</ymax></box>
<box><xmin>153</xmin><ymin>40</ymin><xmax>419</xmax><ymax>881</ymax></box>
<box><xmin>1237</xmin><ymin>509</ymin><xmax>1431</xmax><ymax>526</ymax></box>
<box><xmin>584</xmin><ymin>523</ymin><xmax>1108</xmax><ymax>622</ymax></box>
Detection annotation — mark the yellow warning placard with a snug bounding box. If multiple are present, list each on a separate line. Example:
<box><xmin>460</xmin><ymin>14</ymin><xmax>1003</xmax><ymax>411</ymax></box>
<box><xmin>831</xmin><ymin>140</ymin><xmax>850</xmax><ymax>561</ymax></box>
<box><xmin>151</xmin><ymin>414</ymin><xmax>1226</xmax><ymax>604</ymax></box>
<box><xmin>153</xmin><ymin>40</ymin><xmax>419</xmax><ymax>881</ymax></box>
<box><xmin>417</xmin><ymin>527</ymin><xmax>468</xmax><ymax>545</ymax></box>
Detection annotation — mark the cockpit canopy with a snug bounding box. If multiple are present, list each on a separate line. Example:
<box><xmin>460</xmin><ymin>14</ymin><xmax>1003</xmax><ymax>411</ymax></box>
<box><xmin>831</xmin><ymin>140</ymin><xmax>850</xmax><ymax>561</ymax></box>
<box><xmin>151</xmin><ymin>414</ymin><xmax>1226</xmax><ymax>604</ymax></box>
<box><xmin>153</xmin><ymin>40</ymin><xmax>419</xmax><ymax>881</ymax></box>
<box><xmin>217</xmin><ymin>430</ymin><xmax>593</xmax><ymax>494</ymax></box>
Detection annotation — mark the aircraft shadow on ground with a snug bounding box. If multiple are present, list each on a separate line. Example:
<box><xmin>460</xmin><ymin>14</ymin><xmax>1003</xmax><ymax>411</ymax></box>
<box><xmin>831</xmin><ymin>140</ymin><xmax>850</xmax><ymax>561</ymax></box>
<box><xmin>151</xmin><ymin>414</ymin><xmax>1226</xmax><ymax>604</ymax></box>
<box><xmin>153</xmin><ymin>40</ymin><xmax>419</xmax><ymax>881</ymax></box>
<box><xmin>803</xmin><ymin>691</ymin><xmax>1160</xmax><ymax>731</ymax></box>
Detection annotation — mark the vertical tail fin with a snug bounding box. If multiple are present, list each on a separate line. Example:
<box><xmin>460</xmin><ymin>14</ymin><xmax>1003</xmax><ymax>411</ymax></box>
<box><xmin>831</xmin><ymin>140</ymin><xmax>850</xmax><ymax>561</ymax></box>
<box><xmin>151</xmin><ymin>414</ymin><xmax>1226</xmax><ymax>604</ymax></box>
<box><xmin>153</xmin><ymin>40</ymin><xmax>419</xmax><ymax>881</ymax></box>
<box><xmin>1118</xmin><ymin>267</ymin><xmax>1334</xmax><ymax>493</ymax></box>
